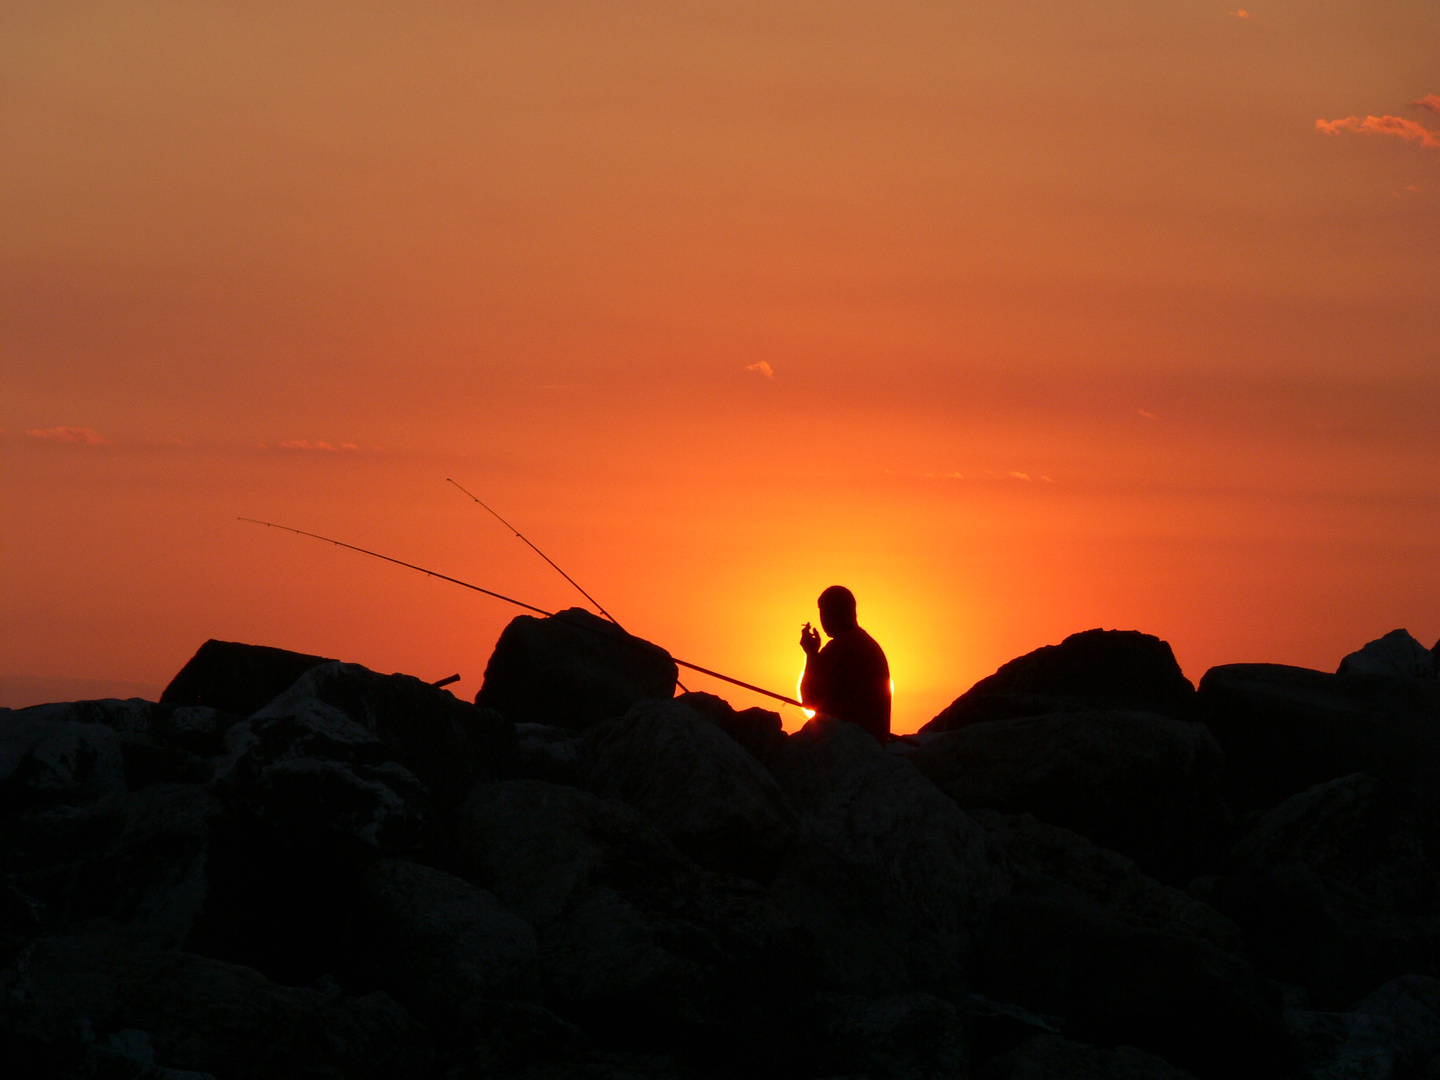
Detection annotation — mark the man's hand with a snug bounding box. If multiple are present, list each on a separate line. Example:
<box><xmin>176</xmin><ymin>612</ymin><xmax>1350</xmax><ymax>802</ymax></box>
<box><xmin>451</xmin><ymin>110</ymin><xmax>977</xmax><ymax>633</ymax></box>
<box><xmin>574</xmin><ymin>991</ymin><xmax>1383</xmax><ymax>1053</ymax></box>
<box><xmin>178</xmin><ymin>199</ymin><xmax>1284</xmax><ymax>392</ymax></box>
<box><xmin>800</xmin><ymin>622</ymin><xmax>821</xmax><ymax>656</ymax></box>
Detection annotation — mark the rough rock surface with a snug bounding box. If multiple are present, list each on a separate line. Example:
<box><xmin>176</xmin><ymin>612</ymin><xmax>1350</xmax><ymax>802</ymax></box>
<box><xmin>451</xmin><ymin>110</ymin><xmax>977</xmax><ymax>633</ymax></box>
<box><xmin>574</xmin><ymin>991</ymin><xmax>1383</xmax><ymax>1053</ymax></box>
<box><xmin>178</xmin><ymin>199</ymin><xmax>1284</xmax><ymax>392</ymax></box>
<box><xmin>925</xmin><ymin>629</ymin><xmax>1196</xmax><ymax>730</ymax></box>
<box><xmin>1338</xmin><ymin>629</ymin><xmax>1438</xmax><ymax>679</ymax></box>
<box><xmin>911</xmin><ymin>710</ymin><xmax>1228</xmax><ymax>882</ymax></box>
<box><xmin>978</xmin><ymin>1032</ymin><xmax>1201</xmax><ymax>1079</ymax></box>
<box><xmin>477</xmin><ymin>608</ymin><xmax>678</xmax><ymax>729</ymax></box>
<box><xmin>1197</xmin><ymin>663</ymin><xmax>1440</xmax><ymax>814</ymax></box>
<box><xmin>12</xmin><ymin>628</ymin><xmax>1440</xmax><ymax>1079</ymax></box>
<box><xmin>578</xmin><ymin>698</ymin><xmax>797</xmax><ymax>880</ymax></box>
<box><xmin>160</xmin><ymin>639</ymin><xmax>334</xmax><ymax>715</ymax></box>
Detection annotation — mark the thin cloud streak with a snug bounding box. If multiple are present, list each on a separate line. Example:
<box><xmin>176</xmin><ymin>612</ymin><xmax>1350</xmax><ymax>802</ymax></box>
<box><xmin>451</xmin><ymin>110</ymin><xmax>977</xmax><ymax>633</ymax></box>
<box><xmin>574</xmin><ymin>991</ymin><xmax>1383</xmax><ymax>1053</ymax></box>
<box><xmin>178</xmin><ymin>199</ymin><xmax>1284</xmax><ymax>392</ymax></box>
<box><xmin>1316</xmin><ymin>114</ymin><xmax>1440</xmax><ymax>149</ymax></box>
<box><xmin>1414</xmin><ymin>95</ymin><xmax>1440</xmax><ymax>114</ymax></box>
<box><xmin>23</xmin><ymin>426</ymin><xmax>112</xmax><ymax>445</ymax></box>
<box><xmin>745</xmin><ymin>361</ymin><xmax>775</xmax><ymax>379</ymax></box>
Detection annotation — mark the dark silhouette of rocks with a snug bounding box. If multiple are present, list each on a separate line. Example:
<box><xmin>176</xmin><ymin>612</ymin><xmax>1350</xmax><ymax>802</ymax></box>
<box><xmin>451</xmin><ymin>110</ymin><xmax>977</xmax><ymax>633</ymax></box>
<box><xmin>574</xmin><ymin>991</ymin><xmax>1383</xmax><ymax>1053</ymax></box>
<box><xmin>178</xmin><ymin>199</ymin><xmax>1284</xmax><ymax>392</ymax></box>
<box><xmin>4</xmin><ymin>613</ymin><xmax>1439</xmax><ymax>1078</ymax></box>
<box><xmin>907</xmin><ymin>710</ymin><xmax>1228</xmax><ymax>883</ymax></box>
<box><xmin>161</xmin><ymin>639</ymin><xmax>333</xmax><ymax>715</ymax></box>
<box><xmin>925</xmin><ymin>629</ymin><xmax>1196</xmax><ymax>731</ymax></box>
<box><xmin>1338</xmin><ymin>629</ymin><xmax>1438</xmax><ymax>679</ymax></box>
<box><xmin>1197</xmin><ymin>663</ymin><xmax>1440</xmax><ymax>815</ymax></box>
<box><xmin>477</xmin><ymin>607</ymin><xmax>678</xmax><ymax>729</ymax></box>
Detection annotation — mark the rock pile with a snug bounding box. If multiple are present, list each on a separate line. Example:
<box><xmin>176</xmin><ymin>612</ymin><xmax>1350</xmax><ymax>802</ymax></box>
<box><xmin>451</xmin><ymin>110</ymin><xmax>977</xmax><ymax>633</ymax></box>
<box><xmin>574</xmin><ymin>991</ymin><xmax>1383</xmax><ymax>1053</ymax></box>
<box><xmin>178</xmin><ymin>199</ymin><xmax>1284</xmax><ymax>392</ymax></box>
<box><xmin>3</xmin><ymin>624</ymin><xmax>1439</xmax><ymax>1079</ymax></box>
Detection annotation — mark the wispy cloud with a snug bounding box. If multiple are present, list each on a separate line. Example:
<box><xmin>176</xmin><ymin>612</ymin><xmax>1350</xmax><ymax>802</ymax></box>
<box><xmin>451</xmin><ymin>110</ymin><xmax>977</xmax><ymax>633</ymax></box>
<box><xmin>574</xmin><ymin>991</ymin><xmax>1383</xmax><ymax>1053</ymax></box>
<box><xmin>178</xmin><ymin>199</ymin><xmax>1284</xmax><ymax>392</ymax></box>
<box><xmin>1229</xmin><ymin>10</ymin><xmax>1251</xmax><ymax>19</ymax></box>
<box><xmin>24</xmin><ymin>426</ymin><xmax>111</xmax><ymax>445</ymax></box>
<box><xmin>745</xmin><ymin>361</ymin><xmax>775</xmax><ymax>379</ymax></box>
<box><xmin>1414</xmin><ymin>95</ymin><xmax>1440</xmax><ymax>114</ymax></box>
<box><xmin>1138</xmin><ymin>408</ymin><xmax>1156</xmax><ymax>420</ymax></box>
<box><xmin>1316</xmin><ymin>114</ymin><xmax>1440</xmax><ymax>149</ymax></box>
<box><xmin>276</xmin><ymin>439</ymin><xmax>359</xmax><ymax>452</ymax></box>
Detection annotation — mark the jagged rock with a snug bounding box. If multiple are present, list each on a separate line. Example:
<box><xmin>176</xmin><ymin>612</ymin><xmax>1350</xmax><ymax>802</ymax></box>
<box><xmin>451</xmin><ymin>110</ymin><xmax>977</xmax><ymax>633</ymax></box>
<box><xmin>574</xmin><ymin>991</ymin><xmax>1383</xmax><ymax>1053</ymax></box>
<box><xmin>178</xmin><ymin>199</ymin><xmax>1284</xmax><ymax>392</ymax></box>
<box><xmin>910</xmin><ymin>710</ymin><xmax>1229</xmax><ymax>883</ymax></box>
<box><xmin>973</xmin><ymin>810</ymin><xmax>1243</xmax><ymax>954</ymax></box>
<box><xmin>1339</xmin><ymin>630</ymin><xmax>1438</xmax><ymax>679</ymax></box>
<box><xmin>0</xmin><ymin>933</ymin><xmax>430</xmax><ymax>1079</ymax></box>
<box><xmin>809</xmin><ymin>992</ymin><xmax>969</xmax><ymax>1080</ymax></box>
<box><xmin>770</xmin><ymin>715</ymin><xmax>1006</xmax><ymax>932</ymax></box>
<box><xmin>88</xmin><ymin>783</ymin><xmax>222</xmax><ymax>947</ymax></box>
<box><xmin>456</xmin><ymin>779</ymin><xmax>812</xmax><ymax>1059</ymax></box>
<box><xmin>973</xmin><ymin>896</ymin><xmax>1296</xmax><ymax>1079</ymax></box>
<box><xmin>578</xmin><ymin>699</ymin><xmax>798</xmax><ymax>880</ymax></box>
<box><xmin>1</xmin><ymin>713</ymin><xmax>125</xmax><ymax>811</ymax></box>
<box><xmin>977</xmin><ymin>1032</ymin><xmax>1200</xmax><ymax>1079</ymax></box>
<box><xmin>515</xmin><ymin>722</ymin><xmax>584</xmax><ymax>785</ymax></box>
<box><xmin>161</xmin><ymin>639</ymin><xmax>334</xmax><ymax>715</ymax></box>
<box><xmin>1197</xmin><ymin>664</ymin><xmax>1440</xmax><ymax>814</ymax></box>
<box><xmin>1286</xmin><ymin>975</ymin><xmax>1440</xmax><ymax>1080</ymax></box>
<box><xmin>346</xmin><ymin>859</ymin><xmax>540</xmax><ymax>1028</ymax></box>
<box><xmin>477</xmin><ymin>608</ymin><xmax>678</xmax><ymax>729</ymax></box>
<box><xmin>925</xmin><ymin>629</ymin><xmax>1196</xmax><ymax>731</ymax></box>
<box><xmin>258</xmin><ymin>661</ymin><xmax>518</xmax><ymax>805</ymax></box>
<box><xmin>677</xmin><ymin>691</ymin><xmax>788</xmax><ymax>765</ymax></box>
<box><xmin>1230</xmin><ymin>774</ymin><xmax>1440</xmax><ymax>916</ymax></box>
<box><xmin>1189</xmin><ymin>868</ymin><xmax>1440</xmax><ymax>1010</ymax></box>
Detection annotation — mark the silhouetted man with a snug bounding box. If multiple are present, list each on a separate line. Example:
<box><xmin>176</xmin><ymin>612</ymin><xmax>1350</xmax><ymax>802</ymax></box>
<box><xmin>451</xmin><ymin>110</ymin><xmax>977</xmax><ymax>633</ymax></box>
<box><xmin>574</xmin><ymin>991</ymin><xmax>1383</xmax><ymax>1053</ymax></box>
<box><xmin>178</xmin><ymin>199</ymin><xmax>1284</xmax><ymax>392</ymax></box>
<box><xmin>800</xmin><ymin>585</ymin><xmax>891</xmax><ymax>742</ymax></box>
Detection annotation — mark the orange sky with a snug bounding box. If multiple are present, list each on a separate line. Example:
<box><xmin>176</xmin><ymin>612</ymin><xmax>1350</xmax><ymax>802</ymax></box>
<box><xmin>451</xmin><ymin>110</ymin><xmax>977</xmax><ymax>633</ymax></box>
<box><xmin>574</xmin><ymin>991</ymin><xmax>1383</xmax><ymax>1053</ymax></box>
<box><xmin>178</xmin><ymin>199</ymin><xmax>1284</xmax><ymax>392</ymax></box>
<box><xmin>4</xmin><ymin>2</ymin><xmax>1438</xmax><ymax>732</ymax></box>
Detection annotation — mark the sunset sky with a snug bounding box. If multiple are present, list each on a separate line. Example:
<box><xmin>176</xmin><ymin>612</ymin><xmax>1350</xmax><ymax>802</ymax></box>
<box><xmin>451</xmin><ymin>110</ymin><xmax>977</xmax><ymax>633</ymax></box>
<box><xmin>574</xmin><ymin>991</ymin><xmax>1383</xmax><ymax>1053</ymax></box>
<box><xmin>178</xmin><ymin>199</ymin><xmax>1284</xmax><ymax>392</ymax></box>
<box><xmin>4</xmin><ymin>2</ymin><xmax>1437</xmax><ymax>732</ymax></box>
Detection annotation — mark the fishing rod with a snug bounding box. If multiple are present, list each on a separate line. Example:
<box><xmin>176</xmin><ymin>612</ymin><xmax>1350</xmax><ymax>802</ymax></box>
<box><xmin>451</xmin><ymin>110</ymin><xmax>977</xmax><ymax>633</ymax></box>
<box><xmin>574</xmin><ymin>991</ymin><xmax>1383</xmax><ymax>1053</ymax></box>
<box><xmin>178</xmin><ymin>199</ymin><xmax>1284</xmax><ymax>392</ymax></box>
<box><xmin>445</xmin><ymin>478</ymin><xmax>692</xmax><ymax>693</ymax></box>
<box><xmin>239</xmin><ymin>517</ymin><xmax>803</xmax><ymax>708</ymax></box>
<box><xmin>446</xmin><ymin>478</ymin><xmax>622</xmax><ymax>627</ymax></box>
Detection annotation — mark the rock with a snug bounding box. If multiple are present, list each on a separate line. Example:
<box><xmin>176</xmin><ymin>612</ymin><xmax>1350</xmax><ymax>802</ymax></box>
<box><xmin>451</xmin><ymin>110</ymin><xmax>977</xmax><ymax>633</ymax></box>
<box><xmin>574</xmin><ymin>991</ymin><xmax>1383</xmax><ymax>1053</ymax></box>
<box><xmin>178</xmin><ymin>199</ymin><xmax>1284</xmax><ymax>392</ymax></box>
<box><xmin>911</xmin><ymin>710</ymin><xmax>1229</xmax><ymax>883</ymax></box>
<box><xmin>514</xmin><ymin>723</ymin><xmax>583</xmax><ymax>785</ymax></box>
<box><xmin>973</xmin><ymin>896</ymin><xmax>1296</xmax><ymax>1079</ymax></box>
<box><xmin>1230</xmin><ymin>774</ymin><xmax>1440</xmax><ymax>916</ymax></box>
<box><xmin>0</xmin><ymin>933</ymin><xmax>431</xmax><ymax>1079</ymax></box>
<box><xmin>1189</xmin><ymin>868</ymin><xmax>1440</xmax><ymax>1010</ymax></box>
<box><xmin>676</xmin><ymin>691</ymin><xmax>788</xmax><ymax>765</ymax></box>
<box><xmin>476</xmin><ymin>608</ymin><xmax>678</xmax><ymax>729</ymax></box>
<box><xmin>1339</xmin><ymin>630</ymin><xmax>1438</xmax><ymax>679</ymax></box>
<box><xmin>578</xmin><ymin>699</ymin><xmax>798</xmax><ymax>880</ymax></box>
<box><xmin>973</xmin><ymin>810</ymin><xmax>1243</xmax><ymax>954</ymax></box>
<box><xmin>346</xmin><ymin>859</ymin><xmax>540</xmax><ymax>1028</ymax></box>
<box><xmin>1286</xmin><ymin>975</ymin><xmax>1440</xmax><ymax>1080</ymax></box>
<box><xmin>1</xmin><ymin>714</ymin><xmax>125</xmax><ymax>811</ymax></box>
<box><xmin>160</xmin><ymin>639</ymin><xmax>334</xmax><ymax>715</ymax></box>
<box><xmin>457</xmin><ymin>779</ymin><xmax>812</xmax><ymax>1059</ymax></box>
<box><xmin>257</xmin><ymin>661</ymin><xmax>518</xmax><ymax>805</ymax></box>
<box><xmin>809</xmin><ymin>991</ymin><xmax>969</xmax><ymax>1080</ymax></box>
<box><xmin>978</xmin><ymin>1032</ymin><xmax>1200</xmax><ymax>1079</ymax></box>
<box><xmin>117</xmin><ymin>735</ymin><xmax>214</xmax><ymax>788</ymax></box>
<box><xmin>769</xmin><ymin>715</ymin><xmax>1007</xmax><ymax>934</ymax></box>
<box><xmin>1197</xmin><ymin>664</ymin><xmax>1440</xmax><ymax>814</ymax></box>
<box><xmin>925</xmin><ymin>629</ymin><xmax>1196</xmax><ymax>731</ymax></box>
<box><xmin>87</xmin><ymin>783</ymin><xmax>223</xmax><ymax>947</ymax></box>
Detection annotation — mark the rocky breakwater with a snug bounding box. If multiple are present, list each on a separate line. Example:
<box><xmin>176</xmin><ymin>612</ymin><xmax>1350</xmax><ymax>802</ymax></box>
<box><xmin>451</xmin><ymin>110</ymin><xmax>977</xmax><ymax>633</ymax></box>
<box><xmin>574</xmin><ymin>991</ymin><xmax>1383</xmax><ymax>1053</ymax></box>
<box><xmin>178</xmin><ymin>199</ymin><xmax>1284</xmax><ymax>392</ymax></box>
<box><xmin>0</xmin><ymin>618</ymin><xmax>1437</xmax><ymax>1079</ymax></box>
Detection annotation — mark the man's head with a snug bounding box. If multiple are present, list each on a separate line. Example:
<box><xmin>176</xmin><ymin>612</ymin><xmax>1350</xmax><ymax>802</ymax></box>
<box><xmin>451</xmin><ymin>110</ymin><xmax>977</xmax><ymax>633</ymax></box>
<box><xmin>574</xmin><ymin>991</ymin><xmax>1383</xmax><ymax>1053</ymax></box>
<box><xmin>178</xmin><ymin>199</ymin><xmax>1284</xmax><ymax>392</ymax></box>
<box><xmin>817</xmin><ymin>585</ymin><xmax>858</xmax><ymax>636</ymax></box>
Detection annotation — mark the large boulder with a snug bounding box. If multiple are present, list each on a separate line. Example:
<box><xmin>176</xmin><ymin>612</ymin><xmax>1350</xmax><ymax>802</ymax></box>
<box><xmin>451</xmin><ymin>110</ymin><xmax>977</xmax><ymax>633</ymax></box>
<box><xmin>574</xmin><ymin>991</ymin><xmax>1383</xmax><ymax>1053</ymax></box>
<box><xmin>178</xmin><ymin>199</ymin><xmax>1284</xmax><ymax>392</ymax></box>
<box><xmin>346</xmin><ymin>859</ymin><xmax>540</xmax><ymax>1028</ymax></box>
<box><xmin>911</xmin><ymin>710</ymin><xmax>1229</xmax><ymax>883</ymax></box>
<box><xmin>925</xmin><ymin>629</ymin><xmax>1196</xmax><ymax>731</ymax></box>
<box><xmin>1</xmin><ymin>712</ymin><xmax>125</xmax><ymax>812</ymax></box>
<box><xmin>1338</xmin><ymin>629</ymin><xmax>1438</xmax><ymax>679</ymax></box>
<box><xmin>456</xmin><ymin>779</ymin><xmax>812</xmax><ymax>1060</ymax></box>
<box><xmin>973</xmin><ymin>895</ymin><xmax>1297</xmax><ymax>1079</ymax></box>
<box><xmin>1189</xmin><ymin>868</ymin><xmax>1440</xmax><ymax>1010</ymax></box>
<box><xmin>677</xmin><ymin>691</ymin><xmax>788</xmax><ymax>766</ymax></box>
<box><xmin>258</xmin><ymin>661</ymin><xmax>517</xmax><ymax>806</ymax></box>
<box><xmin>1229</xmin><ymin>774</ymin><xmax>1440</xmax><ymax>917</ymax></box>
<box><xmin>476</xmin><ymin>608</ymin><xmax>677</xmax><ymax>729</ymax></box>
<box><xmin>807</xmin><ymin>992</ymin><xmax>969</xmax><ymax>1080</ymax></box>
<box><xmin>161</xmin><ymin>639</ymin><xmax>334</xmax><ymax>715</ymax></box>
<box><xmin>978</xmin><ymin>1032</ymin><xmax>1200</xmax><ymax>1080</ymax></box>
<box><xmin>1197</xmin><ymin>664</ymin><xmax>1440</xmax><ymax>814</ymax></box>
<box><xmin>973</xmin><ymin>810</ymin><xmax>1243</xmax><ymax>954</ymax></box>
<box><xmin>0</xmin><ymin>933</ymin><xmax>430</xmax><ymax>1079</ymax></box>
<box><xmin>769</xmin><ymin>715</ymin><xmax>1007</xmax><ymax>937</ymax></box>
<box><xmin>1286</xmin><ymin>975</ymin><xmax>1440</xmax><ymax>1080</ymax></box>
<box><xmin>578</xmin><ymin>699</ymin><xmax>798</xmax><ymax>880</ymax></box>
